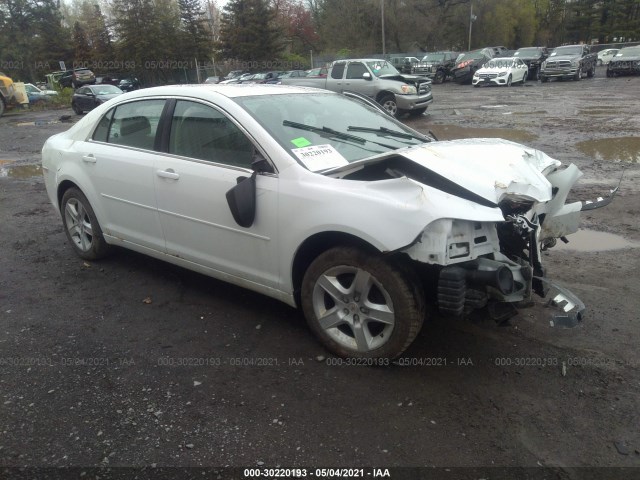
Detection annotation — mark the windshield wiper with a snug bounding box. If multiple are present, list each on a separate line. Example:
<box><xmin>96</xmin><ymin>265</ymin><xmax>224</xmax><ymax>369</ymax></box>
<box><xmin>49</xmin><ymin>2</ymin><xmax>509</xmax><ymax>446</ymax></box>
<box><xmin>347</xmin><ymin>125</ymin><xmax>431</xmax><ymax>142</ymax></box>
<box><xmin>283</xmin><ymin>120</ymin><xmax>396</xmax><ymax>149</ymax></box>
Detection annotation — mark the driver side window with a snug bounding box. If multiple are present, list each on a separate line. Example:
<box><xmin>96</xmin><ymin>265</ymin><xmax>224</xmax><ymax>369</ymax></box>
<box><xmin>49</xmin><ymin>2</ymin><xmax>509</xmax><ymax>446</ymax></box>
<box><xmin>169</xmin><ymin>100</ymin><xmax>254</xmax><ymax>169</ymax></box>
<box><xmin>346</xmin><ymin>62</ymin><xmax>368</xmax><ymax>79</ymax></box>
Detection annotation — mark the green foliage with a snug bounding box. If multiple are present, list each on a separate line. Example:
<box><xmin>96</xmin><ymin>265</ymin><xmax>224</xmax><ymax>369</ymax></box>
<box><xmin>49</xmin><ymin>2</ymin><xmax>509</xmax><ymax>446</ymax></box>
<box><xmin>281</xmin><ymin>52</ymin><xmax>310</xmax><ymax>69</ymax></box>
<box><xmin>217</xmin><ymin>0</ymin><xmax>284</xmax><ymax>62</ymax></box>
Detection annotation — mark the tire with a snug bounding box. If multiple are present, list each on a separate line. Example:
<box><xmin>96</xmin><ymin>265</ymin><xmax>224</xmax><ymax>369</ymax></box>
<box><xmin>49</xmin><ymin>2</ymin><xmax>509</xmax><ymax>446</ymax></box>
<box><xmin>434</xmin><ymin>70</ymin><xmax>445</xmax><ymax>84</ymax></box>
<box><xmin>0</xmin><ymin>97</ymin><xmax>5</xmax><ymax>117</ymax></box>
<box><xmin>61</xmin><ymin>187</ymin><xmax>111</xmax><ymax>260</ymax></box>
<box><xmin>72</xmin><ymin>102</ymin><xmax>83</xmax><ymax>115</ymax></box>
<box><xmin>408</xmin><ymin>107</ymin><xmax>427</xmax><ymax>117</ymax></box>
<box><xmin>574</xmin><ymin>67</ymin><xmax>582</xmax><ymax>81</ymax></box>
<box><xmin>587</xmin><ymin>65</ymin><xmax>595</xmax><ymax>78</ymax></box>
<box><xmin>378</xmin><ymin>94</ymin><xmax>399</xmax><ymax>117</ymax></box>
<box><xmin>540</xmin><ymin>75</ymin><xmax>548</xmax><ymax>83</ymax></box>
<box><xmin>301</xmin><ymin>246</ymin><xmax>425</xmax><ymax>359</ymax></box>
<box><xmin>506</xmin><ymin>75</ymin><xmax>512</xmax><ymax>87</ymax></box>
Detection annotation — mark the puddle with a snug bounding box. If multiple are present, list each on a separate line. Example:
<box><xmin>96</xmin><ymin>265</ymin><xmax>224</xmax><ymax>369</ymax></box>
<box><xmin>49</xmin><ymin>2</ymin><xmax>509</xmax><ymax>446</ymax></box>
<box><xmin>0</xmin><ymin>164</ymin><xmax>43</xmax><ymax>179</ymax></box>
<box><xmin>577</xmin><ymin>108</ymin><xmax>624</xmax><ymax>115</ymax></box>
<box><xmin>576</xmin><ymin>137</ymin><xmax>640</xmax><ymax>163</ymax></box>
<box><xmin>513</xmin><ymin>111</ymin><xmax>548</xmax><ymax>115</ymax></box>
<box><xmin>16</xmin><ymin>120</ymin><xmax>60</xmax><ymax>127</ymax></box>
<box><xmin>553</xmin><ymin>229</ymin><xmax>637</xmax><ymax>252</ymax></box>
<box><xmin>427</xmin><ymin>124</ymin><xmax>538</xmax><ymax>143</ymax></box>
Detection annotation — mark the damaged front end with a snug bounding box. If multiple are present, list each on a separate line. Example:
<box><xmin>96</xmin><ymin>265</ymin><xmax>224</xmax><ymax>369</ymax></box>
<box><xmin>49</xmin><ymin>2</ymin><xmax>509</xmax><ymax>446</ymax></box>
<box><xmin>394</xmin><ymin>140</ymin><xmax>618</xmax><ymax>326</ymax></box>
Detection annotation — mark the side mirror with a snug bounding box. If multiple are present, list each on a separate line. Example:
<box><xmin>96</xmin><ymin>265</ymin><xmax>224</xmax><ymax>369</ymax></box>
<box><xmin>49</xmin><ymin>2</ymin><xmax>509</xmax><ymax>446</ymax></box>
<box><xmin>362</xmin><ymin>72</ymin><xmax>372</xmax><ymax>80</ymax></box>
<box><xmin>226</xmin><ymin>172</ymin><xmax>257</xmax><ymax>228</ymax></box>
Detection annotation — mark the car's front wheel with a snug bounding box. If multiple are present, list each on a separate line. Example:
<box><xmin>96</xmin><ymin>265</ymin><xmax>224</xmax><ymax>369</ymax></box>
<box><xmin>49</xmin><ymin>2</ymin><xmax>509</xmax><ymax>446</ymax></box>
<box><xmin>301</xmin><ymin>246</ymin><xmax>425</xmax><ymax>359</ymax></box>
<box><xmin>574</xmin><ymin>67</ymin><xmax>582</xmax><ymax>81</ymax></box>
<box><xmin>61</xmin><ymin>187</ymin><xmax>111</xmax><ymax>260</ymax></box>
<box><xmin>506</xmin><ymin>75</ymin><xmax>512</xmax><ymax>87</ymax></box>
<box><xmin>378</xmin><ymin>94</ymin><xmax>398</xmax><ymax>117</ymax></box>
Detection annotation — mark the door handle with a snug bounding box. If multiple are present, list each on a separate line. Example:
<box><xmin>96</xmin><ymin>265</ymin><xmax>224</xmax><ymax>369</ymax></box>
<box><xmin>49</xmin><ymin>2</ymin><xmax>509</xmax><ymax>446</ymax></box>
<box><xmin>82</xmin><ymin>155</ymin><xmax>96</xmax><ymax>163</ymax></box>
<box><xmin>156</xmin><ymin>169</ymin><xmax>180</xmax><ymax>180</ymax></box>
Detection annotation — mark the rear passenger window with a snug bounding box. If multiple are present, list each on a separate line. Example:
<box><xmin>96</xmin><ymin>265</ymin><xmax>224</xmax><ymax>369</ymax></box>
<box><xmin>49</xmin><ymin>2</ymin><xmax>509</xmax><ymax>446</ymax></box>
<box><xmin>106</xmin><ymin>100</ymin><xmax>165</xmax><ymax>150</ymax></box>
<box><xmin>169</xmin><ymin>100</ymin><xmax>254</xmax><ymax>169</ymax></box>
<box><xmin>92</xmin><ymin>108</ymin><xmax>114</xmax><ymax>142</ymax></box>
<box><xmin>331</xmin><ymin>63</ymin><xmax>345</xmax><ymax>79</ymax></box>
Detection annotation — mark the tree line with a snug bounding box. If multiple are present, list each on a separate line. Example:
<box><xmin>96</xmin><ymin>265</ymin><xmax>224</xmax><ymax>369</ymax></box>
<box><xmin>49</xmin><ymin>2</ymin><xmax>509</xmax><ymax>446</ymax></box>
<box><xmin>1</xmin><ymin>0</ymin><xmax>638</xmax><ymax>84</ymax></box>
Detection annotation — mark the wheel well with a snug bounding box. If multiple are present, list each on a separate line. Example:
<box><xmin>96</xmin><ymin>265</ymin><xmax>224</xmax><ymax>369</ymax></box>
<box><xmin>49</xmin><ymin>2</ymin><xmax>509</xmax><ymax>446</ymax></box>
<box><xmin>57</xmin><ymin>180</ymin><xmax>79</xmax><ymax>208</ymax></box>
<box><xmin>375</xmin><ymin>91</ymin><xmax>395</xmax><ymax>103</ymax></box>
<box><xmin>291</xmin><ymin>232</ymin><xmax>379</xmax><ymax>307</ymax></box>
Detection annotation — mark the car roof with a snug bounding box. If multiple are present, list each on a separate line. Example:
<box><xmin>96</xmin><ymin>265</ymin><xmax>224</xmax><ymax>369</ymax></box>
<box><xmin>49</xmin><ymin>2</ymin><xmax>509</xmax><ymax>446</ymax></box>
<box><xmin>115</xmin><ymin>84</ymin><xmax>335</xmax><ymax>100</ymax></box>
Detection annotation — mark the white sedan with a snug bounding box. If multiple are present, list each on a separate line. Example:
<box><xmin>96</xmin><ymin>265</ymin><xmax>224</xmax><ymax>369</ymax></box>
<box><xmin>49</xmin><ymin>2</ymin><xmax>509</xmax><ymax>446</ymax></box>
<box><xmin>597</xmin><ymin>48</ymin><xmax>620</xmax><ymax>65</ymax></box>
<box><xmin>42</xmin><ymin>85</ymin><xmax>612</xmax><ymax>359</ymax></box>
<box><xmin>472</xmin><ymin>57</ymin><xmax>528</xmax><ymax>87</ymax></box>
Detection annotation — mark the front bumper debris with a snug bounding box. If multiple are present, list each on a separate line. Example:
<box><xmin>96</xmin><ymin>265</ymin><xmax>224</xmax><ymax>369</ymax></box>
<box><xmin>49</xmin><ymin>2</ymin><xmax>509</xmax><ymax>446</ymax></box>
<box><xmin>535</xmin><ymin>276</ymin><xmax>585</xmax><ymax>328</ymax></box>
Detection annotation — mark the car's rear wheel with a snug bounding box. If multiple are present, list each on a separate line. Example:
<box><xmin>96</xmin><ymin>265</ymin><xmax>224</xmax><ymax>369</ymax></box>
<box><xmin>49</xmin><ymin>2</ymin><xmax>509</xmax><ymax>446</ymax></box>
<box><xmin>540</xmin><ymin>75</ymin><xmax>548</xmax><ymax>82</ymax></box>
<box><xmin>434</xmin><ymin>70</ymin><xmax>445</xmax><ymax>84</ymax></box>
<box><xmin>378</xmin><ymin>94</ymin><xmax>398</xmax><ymax>117</ymax></box>
<box><xmin>61</xmin><ymin>187</ymin><xmax>111</xmax><ymax>260</ymax></box>
<box><xmin>0</xmin><ymin>97</ymin><xmax>5</xmax><ymax>117</ymax></box>
<box><xmin>72</xmin><ymin>102</ymin><xmax>83</xmax><ymax>115</ymax></box>
<box><xmin>301</xmin><ymin>246</ymin><xmax>425</xmax><ymax>359</ymax></box>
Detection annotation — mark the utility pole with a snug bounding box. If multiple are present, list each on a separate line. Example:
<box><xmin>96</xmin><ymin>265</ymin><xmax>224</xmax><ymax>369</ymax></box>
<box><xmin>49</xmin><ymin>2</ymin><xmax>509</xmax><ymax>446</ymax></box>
<box><xmin>468</xmin><ymin>1</ymin><xmax>477</xmax><ymax>51</ymax></box>
<box><xmin>381</xmin><ymin>0</ymin><xmax>386</xmax><ymax>55</ymax></box>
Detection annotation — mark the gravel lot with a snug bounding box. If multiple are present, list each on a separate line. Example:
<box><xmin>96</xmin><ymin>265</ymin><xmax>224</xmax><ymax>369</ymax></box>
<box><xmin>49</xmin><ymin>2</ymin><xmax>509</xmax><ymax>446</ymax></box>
<box><xmin>1</xmin><ymin>71</ymin><xmax>639</xmax><ymax>478</ymax></box>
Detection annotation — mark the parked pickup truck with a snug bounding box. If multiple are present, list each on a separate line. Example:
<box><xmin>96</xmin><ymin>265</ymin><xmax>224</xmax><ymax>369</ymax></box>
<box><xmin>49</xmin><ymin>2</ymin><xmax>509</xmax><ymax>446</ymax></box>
<box><xmin>280</xmin><ymin>59</ymin><xmax>433</xmax><ymax>117</ymax></box>
<box><xmin>540</xmin><ymin>44</ymin><xmax>597</xmax><ymax>82</ymax></box>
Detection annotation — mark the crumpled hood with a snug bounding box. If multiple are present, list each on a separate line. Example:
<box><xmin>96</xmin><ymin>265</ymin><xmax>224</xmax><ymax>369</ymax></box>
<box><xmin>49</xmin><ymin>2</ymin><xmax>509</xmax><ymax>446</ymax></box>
<box><xmin>380</xmin><ymin>74</ymin><xmax>431</xmax><ymax>85</ymax></box>
<box><xmin>400</xmin><ymin>138</ymin><xmax>561</xmax><ymax>204</ymax></box>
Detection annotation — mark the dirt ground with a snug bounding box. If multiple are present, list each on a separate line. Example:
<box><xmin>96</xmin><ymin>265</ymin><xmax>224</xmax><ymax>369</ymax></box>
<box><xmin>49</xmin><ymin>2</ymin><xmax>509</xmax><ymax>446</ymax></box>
<box><xmin>1</xmin><ymin>71</ymin><xmax>639</xmax><ymax>478</ymax></box>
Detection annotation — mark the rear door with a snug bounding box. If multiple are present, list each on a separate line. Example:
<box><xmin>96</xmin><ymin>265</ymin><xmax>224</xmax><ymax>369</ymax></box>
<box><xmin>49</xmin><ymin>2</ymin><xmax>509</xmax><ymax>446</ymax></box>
<box><xmin>77</xmin><ymin>99</ymin><xmax>167</xmax><ymax>252</ymax></box>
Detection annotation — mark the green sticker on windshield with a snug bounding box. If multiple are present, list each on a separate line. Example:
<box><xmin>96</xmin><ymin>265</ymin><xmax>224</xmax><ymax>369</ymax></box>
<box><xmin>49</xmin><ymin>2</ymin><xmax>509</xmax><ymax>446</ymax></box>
<box><xmin>291</xmin><ymin>137</ymin><xmax>312</xmax><ymax>148</ymax></box>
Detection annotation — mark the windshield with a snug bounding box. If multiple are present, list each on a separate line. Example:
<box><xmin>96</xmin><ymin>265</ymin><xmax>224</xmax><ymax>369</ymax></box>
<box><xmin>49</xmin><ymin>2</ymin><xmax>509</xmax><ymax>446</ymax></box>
<box><xmin>366</xmin><ymin>61</ymin><xmax>400</xmax><ymax>77</ymax></box>
<box><xmin>515</xmin><ymin>48</ymin><xmax>540</xmax><ymax>56</ymax></box>
<box><xmin>422</xmin><ymin>53</ymin><xmax>445</xmax><ymax>62</ymax></box>
<box><xmin>92</xmin><ymin>85</ymin><xmax>123</xmax><ymax>95</ymax></box>
<box><xmin>616</xmin><ymin>47</ymin><xmax>640</xmax><ymax>57</ymax></box>
<box><xmin>234</xmin><ymin>93</ymin><xmax>427</xmax><ymax>171</ymax></box>
<box><xmin>551</xmin><ymin>46</ymin><xmax>583</xmax><ymax>56</ymax></box>
<box><xmin>456</xmin><ymin>51</ymin><xmax>486</xmax><ymax>62</ymax></box>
